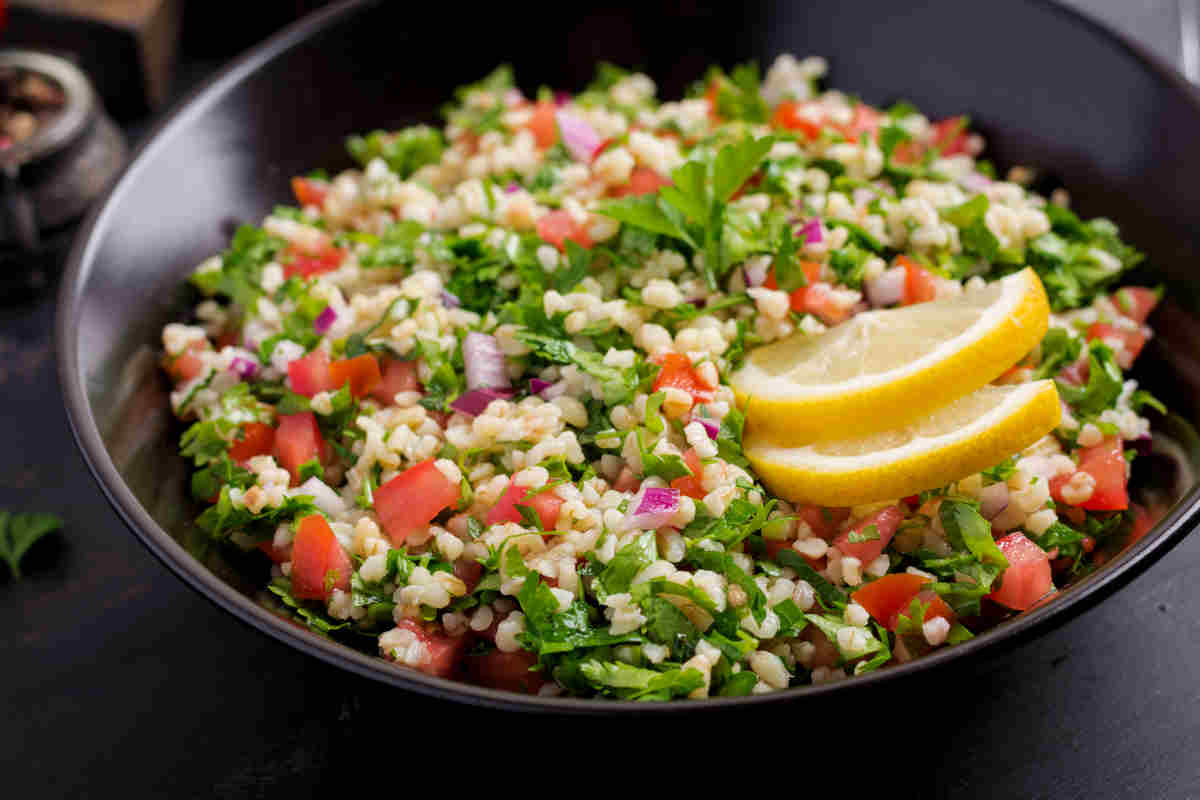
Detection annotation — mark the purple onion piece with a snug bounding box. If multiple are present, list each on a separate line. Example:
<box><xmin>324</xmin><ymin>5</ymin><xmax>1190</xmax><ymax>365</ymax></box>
<box><xmin>542</xmin><ymin>380</ymin><xmax>568</xmax><ymax>400</ymax></box>
<box><xmin>504</xmin><ymin>181</ymin><xmax>520</xmax><ymax>194</ymax></box>
<box><xmin>694</xmin><ymin>416</ymin><xmax>720</xmax><ymax>440</ymax></box>
<box><xmin>529</xmin><ymin>378</ymin><xmax>553</xmax><ymax>395</ymax></box>
<box><xmin>313</xmin><ymin>305</ymin><xmax>337</xmax><ymax>335</ymax></box>
<box><xmin>852</xmin><ymin>188</ymin><xmax>873</xmax><ymax>207</ymax></box>
<box><xmin>555</xmin><ymin>109</ymin><xmax>603</xmax><ymax>162</ymax></box>
<box><xmin>744</xmin><ymin>260</ymin><xmax>768</xmax><ymax>288</ymax></box>
<box><xmin>623</xmin><ymin>487</ymin><xmax>681</xmax><ymax>531</ymax></box>
<box><xmin>978</xmin><ymin>482</ymin><xmax>1011</xmax><ymax>520</ymax></box>
<box><xmin>798</xmin><ymin>218</ymin><xmax>823</xmax><ymax>245</ymax></box>
<box><xmin>229</xmin><ymin>356</ymin><xmax>259</xmax><ymax>379</ymax></box>
<box><xmin>553</xmin><ymin>90</ymin><xmax>571</xmax><ymax>107</ymax></box>
<box><xmin>463</xmin><ymin>331</ymin><xmax>511</xmax><ymax>391</ymax></box>
<box><xmin>864</xmin><ymin>266</ymin><xmax>906</xmax><ymax>308</ymax></box>
<box><xmin>449</xmin><ymin>387</ymin><xmax>516</xmax><ymax>417</ymax></box>
<box><xmin>440</xmin><ymin>289</ymin><xmax>461</xmax><ymax>309</ymax></box>
<box><xmin>1131</xmin><ymin>435</ymin><xmax>1153</xmax><ymax>458</ymax></box>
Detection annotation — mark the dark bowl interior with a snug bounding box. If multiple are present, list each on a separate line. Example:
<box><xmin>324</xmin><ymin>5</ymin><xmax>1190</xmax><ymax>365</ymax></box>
<box><xmin>58</xmin><ymin>0</ymin><xmax>1200</xmax><ymax>711</ymax></box>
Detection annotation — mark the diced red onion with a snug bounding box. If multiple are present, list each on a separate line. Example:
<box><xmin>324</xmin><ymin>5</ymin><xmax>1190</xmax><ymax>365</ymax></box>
<box><xmin>556</xmin><ymin>109</ymin><xmax>603</xmax><ymax>163</ymax></box>
<box><xmin>542</xmin><ymin>380</ymin><xmax>568</xmax><ymax>400</ymax></box>
<box><xmin>313</xmin><ymin>305</ymin><xmax>337</xmax><ymax>335</ymax></box>
<box><xmin>529</xmin><ymin>378</ymin><xmax>553</xmax><ymax>395</ymax></box>
<box><xmin>960</xmin><ymin>172</ymin><xmax>993</xmax><ymax>193</ymax></box>
<box><xmin>623</xmin><ymin>487</ymin><xmax>680</xmax><ymax>531</ymax></box>
<box><xmin>463</xmin><ymin>331</ymin><xmax>511</xmax><ymax>391</ymax></box>
<box><xmin>1131</xmin><ymin>434</ymin><xmax>1153</xmax><ymax>458</ymax></box>
<box><xmin>292</xmin><ymin>476</ymin><xmax>346</xmax><ymax>516</ymax></box>
<box><xmin>229</xmin><ymin>356</ymin><xmax>259</xmax><ymax>380</ymax></box>
<box><xmin>978</xmin><ymin>482</ymin><xmax>1010</xmax><ymax>520</ymax></box>
<box><xmin>852</xmin><ymin>188</ymin><xmax>873</xmax><ymax>207</ymax></box>
<box><xmin>744</xmin><ymin>260</ymin><xmax>768</xmax><ymax>288</ymax></box>
<box><xmin>864</xmin><ymin>266</ymin><xmax>906</xmax><ymax>308</ymax></box>
<box><xmin>504</xmin><ymin>181</ymin><xmax>520</xmax><ymax>194</ymax></box>
<box><xmin>798</xmin><ymin>218</ymin><xmax>823</xmax><ymax>245</ymax></box>
<box><xmin>553</xmin><ymin>91</ymin><xmax>570</xmax><ymax>107</ymax></box>
<box><xmin>440</xmin><ymin>289</ymin><xmax>461</xmax><ymax>308</ymax></box>
<box><xmin>693</xmin><ymin>416</ymin><xmax>720</xmax><ymax>439</ymax></box>
<box><xmin>449</xmin><ymin>387</ymin><xmax>515</xmax><ymax>417</ymax></box>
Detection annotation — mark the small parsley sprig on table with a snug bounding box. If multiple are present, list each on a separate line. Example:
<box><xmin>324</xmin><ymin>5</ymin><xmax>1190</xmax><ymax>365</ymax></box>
<box><xmin>0</xmin><ymin>511</ymin><xmax>63</xmax><ymax>579</ymax></box>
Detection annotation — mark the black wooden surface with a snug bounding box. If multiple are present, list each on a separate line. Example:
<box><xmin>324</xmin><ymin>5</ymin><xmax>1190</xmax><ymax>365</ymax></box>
<box><xmin>4</xmin><ymin>2</ymin><xmax>1200</xmax><ymax>796</ymax></box>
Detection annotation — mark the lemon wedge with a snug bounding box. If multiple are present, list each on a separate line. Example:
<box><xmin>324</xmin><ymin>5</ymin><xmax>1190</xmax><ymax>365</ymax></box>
<box><xmin>731</xmin><ymin>267</ymin><xmax>1050</xmax><ymax>445</ymax></box>
<box><xmin>746</xmin><ymin>380</ymin><xmax>1062</xmax><ymax>507</ymax></box>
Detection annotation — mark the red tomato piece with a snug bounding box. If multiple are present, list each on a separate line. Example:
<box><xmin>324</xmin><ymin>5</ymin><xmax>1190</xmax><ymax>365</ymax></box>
<box><xmin>890</xmin><ymin>589</ymin><xmax>955</xmax><ymax>630</ymax></box>
<box><xmin>765</xmin><ymin>262</ymin><xmax>851</xmax><ymax>324</ymax></box>
<box><xmin>536</xmin><ymin>209</ymin><xmax>594</xmax><ymax>252</ymax></box>
<box><xmin>287</xmin><ymin>349</ymin><xmax>336</xmax><ymax>397</ymax></box>
<box><xmin>228</xmin><ymin>421</ymin><xmax>275</xmax><ymax>463</ymax></box>
<box><xmin>257</xmin><ymin>538</ymin><xmax>290</xmax><ymax>564</ymax></box>
<box><xmin>834</xmin><ymin>505</ymin><xmax>904</xmax><ymax>563</ymax></box>
<box><xmin>670</xmin><ymin>448</ymin><xmax>707</xmax><ymax>501</ymax></box>
<box><xmin>273</xmin><ymin>412</ymin><xmax>325</xmax><ymax>486</ymax></box>
<box><xmin>1111</xmin><ymin>286</ymin><xmax>1160</xmax><ymax>324</ymax></box>
<box><xmin>794</xmin><ymin>504</ymin><xmax>850</xmax><ymax>541</ymax></box>
<box><xmin>900</xmin><ymin>255</ymin><xmax>939</xmax><ymax>305</ymax></box>
<box><xmin>1050</xmin><ymin>436</ymin><xmax>1129</xmax><ymax>511</ymax></box>
<box><xmin>392</xmin><ymin>619</ymin><xmax>470</xmax><ymax>679</ymax></box>
<box><xmin>770</xmin><ymin>100</ymin><xmax>824</xmax><ymax>140</ymax></box>
<box><xmin>1086</xmin><ymin>322</ymin><xmax>1148</xmax><ymax>366</ymax></box>
<box><xmin>989</xmin><ymin>532</ymin><xmax>1054</xmax><ymax>611</ymax></box>
<box><xmin>282</xmin><ymin>245</ymin><xmax>345</xmax><ymax>279</ymax></box>
<box><xmin>1126</xmin><ymin>503</ymin><xmax>1156</xmax><ymax>547</ymax></box>
<box><xmin>291</xmin><ymin>176</ymin><xmax>329</xmax><ymax>207</ymax></box>
<box><xmin>525</xmin><ymin>100</ymin><xmax>558</xmax><ymax>149</ymax></box>
<box><xmin>485</xmin><ymin>482</ymin><xmax>563</xmax><ymax>530</ymax></box>
<box><xmin>374</xmin><ymin>460</ymin><xmax>461</xmax><ymax>545</ymax></box>
<box><xmin>763</xmin><ymin>261</ymin><xmax>822</xmax><ymax>293</ymax></box>
<box><xmin>609</xmin><ymin>166</ymin><xmax>671</xmax><ymax>197</ymax></box>
<box><xmin>467</xmin><ymin>649</ymin><xmax>546</xmax><ymax>693</ymax></box>
<box><xmin>328</xmin><ymin>353</ymin><xmax>383</xmax><ymax>398</ymax></box>
<box><xmin>930</xmin><ymin>116</ymin><xmax>970</xmax><ymax>156</ymax></box>
<box><xmin>652</xmin><ymin>352</ymin><xmax>715</xmax><ymax>404</ymax></box>
<box><xmin>370</xmin><ymin>358</ymin><xmax>421</xmax><ymax>405</ymax></box>
<box><xmin>163</xmin><ymin>341</ymin><xmax>207</xmax><ymax>382</ymax></box>
<box><xmin>290</xmin><ymin>514</ymin><xmax>352</xmax><ymax>601</ymax></box>
<box><xmin>851</xmin><ymin>573</ymin><xmax>929</xmax><ymax>627</ymax></box>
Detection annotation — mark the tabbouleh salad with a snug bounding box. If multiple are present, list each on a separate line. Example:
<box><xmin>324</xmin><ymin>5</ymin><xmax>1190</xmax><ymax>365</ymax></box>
<box><xmin>161</xmin><ymin>54</ymin><xmax>1167</xmax><ymax>700</ymax></box>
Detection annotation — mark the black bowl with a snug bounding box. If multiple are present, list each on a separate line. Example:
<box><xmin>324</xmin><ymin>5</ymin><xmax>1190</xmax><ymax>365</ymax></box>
<box><xmin>57</xmin><ymin>0</ymin><xmax>1200</xmax><ymax>712</ymax></box>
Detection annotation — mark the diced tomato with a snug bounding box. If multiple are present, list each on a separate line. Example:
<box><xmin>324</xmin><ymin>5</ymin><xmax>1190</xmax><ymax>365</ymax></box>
<box><xmin>891</xmin><ymin>589</ymin><xmax>955</xmax><ymax>630</ymax></box>
<box><xmin>795</xmin><ymin>504</ymin><xmax>850</xmax><ymax>541</ymax></box>
<box><xmin>609</xmin><ymin>166</ymin><xmax>671</xmax><ymax>197</ymax></box>
<box><xmin>228</xmin><ymin>421</ymin><xmax>275</xmax><ymax>463</ymax></box>
<box><xmin>536</xmin><ymin>208</ymin><xmax>594</xmax><ymax>252</ymax></box>
<box><xmin>900</xmin><ymin>255</ymin><xmax>939</xmax><ymax>305</ymax></box>
<box><xmin>1049</xmin><ymin>436</ymin><xmax>1129</xmax><ymax>511</ymax></box>
<box><xmin>764</xmin><ymin>262</ymin><xmax>850</xmax><ymax>325</ymax></box>
<box><xmin>163</xmin><ymin>341</ymin><xmax>207</xmax><ymax>382</ymax></box>
<box><xmin>485</xmin><ymin>482</ymin><xmax>563</xmax><ymax>530</ymax></box>
<box><xmin>613</xmin><ymin>466</ymin><xmax>640</xmax><ymax>493</ymax></box>
<box><xmin>290</xmin><ymin>514</ymin><xmax>352</xmax><ymax>601</ymax></box>
<box><xmin>453</xmin><ymin>558</ymin><xmax>484</xmax><ymax>594</ymax></box>
<box><xmin>852</xmin><ymin>573</ymin><xmax>929</xmax><ymax>629</ymax></box>
<box><xmin>989</xmin><ymin>532</ymin><xmax>1054</xmax><ymax>611</ymax></box>
<box><xmin>1057</xmin><ymin>359</ymin><xmax>1089</xmax><ymax>387</ymax></box>
<box><xmin>374</xmin><ymin>459</ymin><xmax>461</xmax><ymax>545</ymax></box>
<box><xmin>467</xmin><ymin>648</ymin><xmax>546</xmax><ymax>693</ymax></box>
<box><xmin>370</xmin><ymin>358</ymin><xmax>421</xmax><ymax>405</ymax></box>
<box><xmin>287</xmin><ymin>349</ymin><xmax>337</xmax><ymax>397</ymax></box>
<box><xmin>525</xmin><ymin>100</ymin><xmax>558</xmax><ymax>149</ymax></box>
<box><xmin>282</xmin><ymin>244</ymin><xmax>345</xmax><ymax>279</ymax></box>
<box><xmin>291</xmin><ymin>176</ymin><xmax>328</xmax><ymax>208</ymax></box>
<box><xmin>834</xmin><ymin>505</ymin><xmax>904</xmax><ymax>563</ymax></box>
<box><xmin>930</xmin><ymin>116</ymin><xmax>971</xmax><ymax>157</ymax></box>
<box><xmin>837</xmin><ymin>103</ymin><xmax>883</xmax><ymax>141</ymax></box>
<box><xmin>328</xmin><ymin>353</ymin><xmax>382</xmax><ymax>398</ymax></box>
<box><xmin>1086</xmin><ymin>322</ymin><xmax>1148</xmax><ymax>367</ymax></box>
<box><xmin>392</xmin><ymin>619</ymin><xmax>470</xmax><ymax>679</ymax></box>
<box><xmin>652</xmin><ymin>352</ymin><xmax>715</xmax><ymax>405</ymax></box>
<box><xmin>770</xmin><ymin>100</ymin><xmax>824</xmax><ymax>140</ymax></box>
<box><xmin>1111</xmin><ymin>286</ymin><xmax>1160</xmax><ymax>324</ymax></box>
<box><xmin>670</xmin><ymin>448</ymin><xmax>707</xmax><ymax>501</ymax></box>
<box><xmin>273</xmin><ymin>413</ymin><xmax>325</xmax><ymax>486</ymax></box>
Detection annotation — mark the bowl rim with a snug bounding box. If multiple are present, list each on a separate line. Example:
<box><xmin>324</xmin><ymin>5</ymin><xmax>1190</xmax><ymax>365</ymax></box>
<box><xmin>56</xmin><ymin>0</ymin><xmax>1200</xmax><ymax>714</ymax></box>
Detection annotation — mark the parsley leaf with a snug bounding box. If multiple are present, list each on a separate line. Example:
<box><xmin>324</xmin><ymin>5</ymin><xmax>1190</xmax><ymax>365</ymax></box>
<box><xmin>1056</xmin><ymin>341</ymin><xmax>1124</xmax><ymax>418</ymax></box>
<box><xmin>0</xmin><ymin>511</ymin><xmax>62</xmax><ymax>579</ymax></box>
<box><xmin>346</xmin><ymin>125</ymin><xmax>445</xmax><ymax>179</ymax></box>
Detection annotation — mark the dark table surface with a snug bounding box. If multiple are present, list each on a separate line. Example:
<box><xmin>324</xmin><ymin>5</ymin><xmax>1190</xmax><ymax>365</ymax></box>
<box><xmin>5</xmin><ymin>2</ymin><xmax>1200</xmax><ymax>796</ymax></box>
